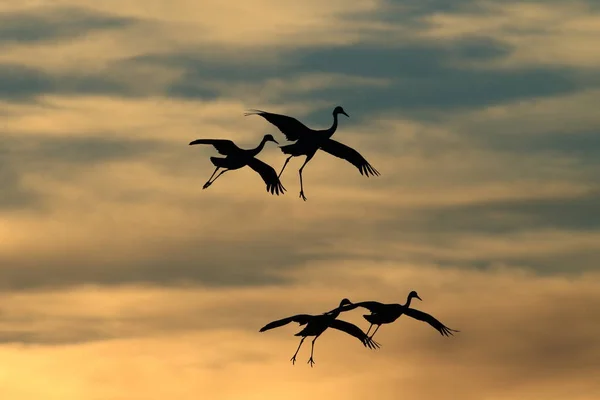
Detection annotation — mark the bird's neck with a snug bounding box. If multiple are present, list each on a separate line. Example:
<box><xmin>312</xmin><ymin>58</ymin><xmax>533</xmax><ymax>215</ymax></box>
<box><xmin>250</xmin><ymin>138</ymin><xmax>268</xmax><ymax>156</ymax></box>
<box><xmin>324</xmin><ymin>113</ymin><xmax>339</xmax><ymax>138</ymax></box>
<box><xmin>326</xmin><ymin>306</ymin><xmax>343</xmax><ymax>318</ymax></box>
<box><xmin>404</xmin><ymin>295</ymin><xmax>414</xmax><ymax>308</ymax></box>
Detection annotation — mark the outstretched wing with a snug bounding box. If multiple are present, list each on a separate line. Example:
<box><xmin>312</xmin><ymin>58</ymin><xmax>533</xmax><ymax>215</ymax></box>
<box><xmin>259</xmin><ymin>314</ymin><xmax>313</xmax><ymax>332</ymax></box>
<box><xmin>403</xmin><ymin>308</ymin><xmax>460</xmax><ymax>336</ymax></box>
<box><xmin>189</xmin><ymin>139</ymin><xmax>239</xmax><ymax>155</ymax></box>
<box><xmin>319</xmin><ymin>139</ymin><xmax>380</xmax><ymax>177</ymax></box>
<box><xmin>247</xmin><ymin>157</ymin><xmax>286</xmax><ymax>196</ymax></box>
<box><xmin>244</xmin><ymin>109</ymin><xmax>311</xmax><ymax>141</ymax></box>
<box><xmin>329</xmin><ymin>319</ymin><xmax>381</xmax><ymax>349</ymax></box>
<box><xmin>348</xmin><ymin>301</ymin><xmax>386</xmax><ymax>313</ymax></box>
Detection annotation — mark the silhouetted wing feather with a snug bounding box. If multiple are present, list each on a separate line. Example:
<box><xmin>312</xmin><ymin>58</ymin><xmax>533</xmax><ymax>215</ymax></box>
<box><xmin>189</xmin><ymin>139</ymin><xmax>239</xmax><ymax>155</ymax></box>
<box><xmin>403</xmin><ymin>308</ymin><xmax>460</xmax><ymax>336</ymax></box>
<box><xmin>319</xmin><ymin>139</ymin><xmax>380</xmax><ymax>177</ymax></box>
<box><xmin>331</xmin><ymin>302</ymin><xmax>366</xmax><ymax>314</ymax></box>
<box><xmin>247</xmin><ymin>157</ymin><xmax>287</xmax><ymax>196</ymax></box>
<box><xmin>330</xmin><ymin>319</ymin><xmax>381</xmax><ymax>349</ymax></box>
<box><xmin>259</xmin><ymin>314</ymin><xmax>313</xmax><ymax>332</ymax></box>
<box><xmin>350</xmin><ymin>301</ymin><xmax>387</xmax><ymax>313</ymax></box>
<box><xmin>245</xmin><ymin>109</ymin><xmax>310</xmax><ymax>141</ymax></box>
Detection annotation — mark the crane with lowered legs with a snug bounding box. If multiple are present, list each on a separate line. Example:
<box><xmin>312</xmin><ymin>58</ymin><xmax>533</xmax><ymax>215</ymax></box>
<box><xmin>188</xmin><ymin>134</ymin><xmax>285</xmax><ymax>195</ymax></box>
<box><xmin>259</xmin><ymin>298</ymin><xmax>380</xmax><ymax>367</ymax></box>
<box><xmin>338</xmin><ymin>291</ymin><xmax>460</xmax><ymax>340</ymax></box>
<box><xmin>245</xmin><ymin>106</ymin><xmax>379</xmax><ymax>201</ymax></box>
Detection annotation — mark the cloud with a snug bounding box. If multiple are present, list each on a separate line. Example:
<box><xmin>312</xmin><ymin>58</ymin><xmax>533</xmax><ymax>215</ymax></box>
<box><xmin>0</xmin><ymin>6</ymin><xmax>136</xmax><ymax>45</ymax></box>
<box><xmin>0</xmin><ymin>63</ymin><xmax>140</xmax><ymax>101</ymax></box>
<box><xmin>0</xmin><ymin>264</ymin><xmax>599</xmax><ymax>399</ymax></box>
<box><xmin>419</xmin><ymin>0</ymin><xmax>600</xmax><ymax>68</ymax></box>
<box><xmin>126</xmin><ymin>38</ymin><xmax>585</xmax><ymax>118</ymax></box>
<box><xmin>0</xmin><ymin>1</ymin><xmax>598</xmax><ymax>398</ymax></box>
<box><xmin>1</xmin><ymin>84</ymin><xmax>599</xmax><ymax>290</ymax></box>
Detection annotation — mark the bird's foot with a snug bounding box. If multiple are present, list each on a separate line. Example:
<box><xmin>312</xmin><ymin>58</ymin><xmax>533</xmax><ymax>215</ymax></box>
<box><xmin>299</xmin><ymin>191</ymin><xmax>307</xmax><ymax>201</ymax></box>
<box><xmin>307</xmin><ymin>357</ymin><xmax>315</xmax><ymax>367</ymax></box>
<box><xmin>290</xmin><ymin>355</ymin><xmax>297</xmax><ymax>365</ymax></box>
<box><xmin>202</xmin><ymin>181</ymin><xmax>212</xmax><ymax>190</ymax></box>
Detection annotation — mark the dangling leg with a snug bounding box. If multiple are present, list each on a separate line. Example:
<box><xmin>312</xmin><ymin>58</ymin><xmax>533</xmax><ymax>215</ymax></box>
<box><xmin>203</xmin><ymin>166</ymin><xmax>219</xmax><ymax>188</ymax></box>
<box><xmin>203</xmin><ymin>169</ymin><xmax>228</xmax><ymax>189</ymax></box>
<box><xmin>307</xmin><ymin>334</ymin><xmax>321</xmax><ymax>367</ymax></box>
<box><xmin>298</xmin><ymin>154</ymin><xmax>314</xmax><ymax>201</ymax></box>
<box><xmin>365</xmin><ymin>324</ymin><xmax>374</xmax><ymax>337</ymax></box>
<box><xmin>369</xmin><ymin>325</ymin><xmax>381</xmax><ymax>340</ymax></box>
<box><xmin>290</xmin><ymin>337</ymin><xmax>306</xmax><ymax>365</ymax></box>
<box><xmin>278</xmin><ymin>156</ymin><xmax>293</xmax><ymax>178</ymax></box>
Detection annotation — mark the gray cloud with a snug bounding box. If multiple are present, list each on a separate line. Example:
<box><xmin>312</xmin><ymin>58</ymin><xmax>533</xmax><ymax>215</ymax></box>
<box><xmin>0</xmin><ymin>0</ymin><xmax>598</xmax><ymax>294</ymax></box>
<box><xmin>0</xmin><ymin>134</ymin><xmax>166</xmax><ymax>211</ymax></box>
<box><xmin>0</xmin><ymin>63</ymin><xmax>136</xmax><ymax>101</ymax></box>
<box><xmin>0</xmin><ymin>6</ymin><xmax>136</xmax><ymax>45</ymax></box>
<box><xmin>123</xmin><ymin>37</ymin><xmax>588</xmax><ymax>127</ymax></box>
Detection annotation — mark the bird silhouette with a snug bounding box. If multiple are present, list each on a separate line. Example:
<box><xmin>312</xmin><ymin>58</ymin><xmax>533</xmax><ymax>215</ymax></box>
<box><xmin>340</xmin><ymin>291</ymin><xmax>459</xmax><ymax>340</ymax></box>
<box><xmin>245</xmin><ymin>106</ymin><xmax>379</xmax><ymax>201</ymax></box>
<box><xmin>259</xmin><ymin>298</ymin><xmax>380</xmax><ymax>367</ymax></box>
<box><xmin>188</xmin><ymin>134</ymin><xmax>286</xmax><ymax>195</ymax></box>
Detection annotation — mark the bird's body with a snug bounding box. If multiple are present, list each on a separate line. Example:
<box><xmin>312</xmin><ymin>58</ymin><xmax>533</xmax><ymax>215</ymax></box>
<box><xmin>340</xmin><ymin>291</ymin><xmax>459</xmax><ymax>339</ymax></box>
<box><xmin>188</xmin><ymin>134</ymin><xmax>285</xmax><ymax>195</ymax></box>
<box><xmin>245</xmin><ymin>106</ymin><xmax>379</xmax><ymax>201</ymax></box>
<box><xmin>259</xmin><ymin>298</ymin><xmax>380</xmax><ymax>367</ymax></box>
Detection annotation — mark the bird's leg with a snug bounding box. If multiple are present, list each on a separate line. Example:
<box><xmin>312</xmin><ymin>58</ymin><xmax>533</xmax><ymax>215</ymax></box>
<box><xmin>290</xmin><ymin>337</ymin><xmax>306</xmax><ymax>365</ymax></box>
<box><xmin>307</xmin><ymin>334</ymin><xmax>321</xmax><ymax>367</ymax></box>
<box><xmin>202</xmin><ymin>167</ymin><xmax>220</xmax><ymax>188</ymax></box>
<box><xmin>278</xmin><ymin>156</ymin><xmax>293</xmax><ymax>178</ymax></box>
<box><xmin>365</xmin><ymin>324</ymin><xmax>374</xmax><ymax>337</ymax></box>
<box><xmin>369</xmin><ymin>325</ymin><xmax>381</xmax><ymax>340</ymax></box>
<box><xmin>203</xmin><ymin>169</ymin><xmax>228</xmax><ymax>189</ymax></box>
<box><xmin>298</xmin><ymin>155</ymin><xmax>313</xmax><ymax>201</ymax></box>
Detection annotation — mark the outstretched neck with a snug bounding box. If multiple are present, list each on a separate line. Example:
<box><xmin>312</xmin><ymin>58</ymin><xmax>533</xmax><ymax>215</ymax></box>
<box><xmin>404</xmin><ymin>294</ymin><xmax>414</xmax><ymax>308</ymax></box>
<box><xmin>250</xmin><ymin>137</ymin><xmax>268</xmax><ymax>156</ymax></box>
<box><xmin>324</xmin><ymin>113</ymin><xmax>339</xmax><ymax>138</ymax></box>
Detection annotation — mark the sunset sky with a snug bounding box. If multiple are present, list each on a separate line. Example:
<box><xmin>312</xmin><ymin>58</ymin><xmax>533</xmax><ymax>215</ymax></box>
<box><xmin>1</xmin><ymin>0</ymin><xmax>600</xmax><ymax>399</ymax></box>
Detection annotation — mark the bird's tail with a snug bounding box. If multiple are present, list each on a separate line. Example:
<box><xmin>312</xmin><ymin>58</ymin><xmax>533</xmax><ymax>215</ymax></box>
<box><xmin>243</xmin><ymin>109</ymin><xmax>267</xmax><ymax>116</ymax></box>
<box><xmin>280</xmin><ymin>143</ymin><xmax>295</xmax><ymax>155</ymax></box>
<box><xmin>209</xmin><ymin>156</ymin><xmax>228</xmax><ymax>168</ymax></box>
<box><xmin>363</xmin><ymin>314</ymin><xmax>378</xmax><ymax>324</ymax></box>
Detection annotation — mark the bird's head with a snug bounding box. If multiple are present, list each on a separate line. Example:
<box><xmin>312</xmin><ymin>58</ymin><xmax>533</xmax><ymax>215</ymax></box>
<box><xmin>339</xmin><ymin>298</ymin><xmax>353</xmax><ymax>307</ymax></box>
<box><xmin>264</xmin><ymin>134</ymin><xmax>279</xmax><ymax>145</ymax></box>
<box><xmin>333</xmin><ymin>106</ymin><xmax>349</xmax><ymax>118</ymax></box>
<box><xmin>409</xmin><ymin>290</ymin><xmax>422</xmax><ymax>301</ymax></box>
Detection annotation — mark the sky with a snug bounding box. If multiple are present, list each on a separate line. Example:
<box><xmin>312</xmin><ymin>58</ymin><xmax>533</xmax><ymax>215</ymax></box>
<box><xmin>1</xmin><ymin>0</ymin><xmax>600</xmax><ymax>399</ymax></box>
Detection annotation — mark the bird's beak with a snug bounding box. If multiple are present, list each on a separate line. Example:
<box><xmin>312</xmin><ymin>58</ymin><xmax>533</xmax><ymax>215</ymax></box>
<box><xmin>189</xmin><ymin>139</ymin><xmax>200</xmax><ymax>146</ymax></box>
<box><xmin>272</xmin><ymin>138</ymin><xmax>279</xmax><ymax>145</ymax></box>
<box><xmin>416</xmin><ymin>295</ymin><xmax>422</xmax><ymax>301</ymax></box>
<box><xmin>342</xmin><ymin>111</ymin><xmax>349</xmax><ymax>118</ymax></box>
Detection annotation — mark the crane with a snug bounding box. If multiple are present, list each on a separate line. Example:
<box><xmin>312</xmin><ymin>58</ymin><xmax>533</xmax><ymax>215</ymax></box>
<box><xmin>188</xmin><ymin>134</ymin><xmax>285</xmax><ymax>195</ymax></box>
<box><xmin>259</xmin><ymin>298</ymin><xmax>380</xmax><ymax>367</ymax></box>
<box><xmin>245</xmin><ymin>107</ymin><xmax>379</xmax><ymax>201</ymax></box>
